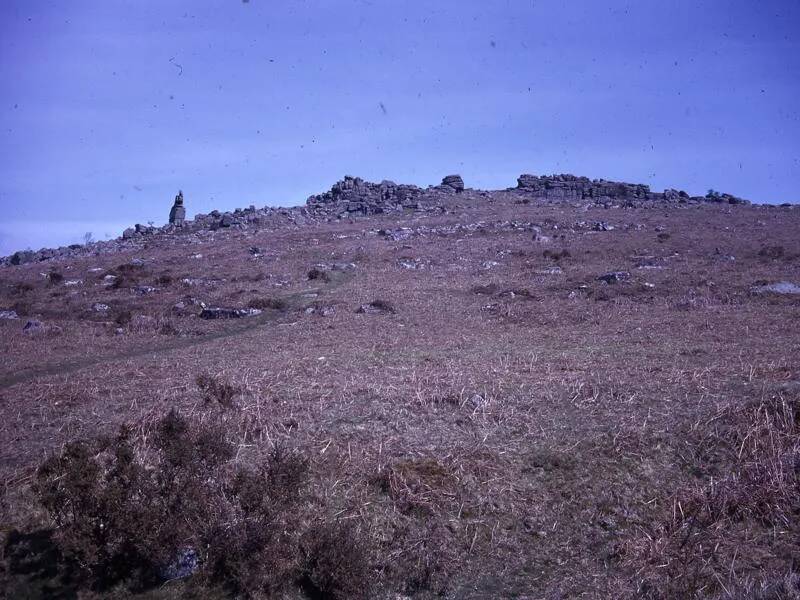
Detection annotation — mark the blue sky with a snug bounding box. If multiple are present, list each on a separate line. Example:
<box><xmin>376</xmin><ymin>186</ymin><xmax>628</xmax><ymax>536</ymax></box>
<box><xmin>1</xmin><ymin>1</ymin><xmax>798</xmax><ymax>254</ymax></box>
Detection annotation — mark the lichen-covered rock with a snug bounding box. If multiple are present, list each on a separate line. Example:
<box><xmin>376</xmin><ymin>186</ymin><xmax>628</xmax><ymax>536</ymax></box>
<box><xmin>441</xmin><ymin>174</ymin><xmax>465</xmax><ymax>192</ymax></box>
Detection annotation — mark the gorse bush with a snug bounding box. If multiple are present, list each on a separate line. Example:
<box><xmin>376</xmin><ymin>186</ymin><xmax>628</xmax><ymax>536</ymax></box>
<box><xmin>33</xmin><ymin>408</ymin><xmax>372</xmax><ymax>597</ymax></box>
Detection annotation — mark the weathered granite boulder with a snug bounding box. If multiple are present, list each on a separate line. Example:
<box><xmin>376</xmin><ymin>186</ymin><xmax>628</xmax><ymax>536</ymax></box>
<box><xmin>169</xmin><ymin>190</ymin><xmax>186</xmax><ymax>225</ymax></box>
<box><xmin>706</xmin><ymin>190</ymin><xmax>750</xmax><ymax>205</ymax></box>
<box><xmin>441</xmin><ymin>174</ymin><xmax>465</xmax><ymax>192</ymax></box>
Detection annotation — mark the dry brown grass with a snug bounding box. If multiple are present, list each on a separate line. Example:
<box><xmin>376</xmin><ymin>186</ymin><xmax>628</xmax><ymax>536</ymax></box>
<box><xmin>1</xmin><ymin>197</ymin><xmax>799</xmax><ymax>597</ymax></box>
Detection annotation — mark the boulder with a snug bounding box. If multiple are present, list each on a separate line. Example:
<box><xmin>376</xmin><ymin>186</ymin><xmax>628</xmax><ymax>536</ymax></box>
<box><xmin>22</xmin><ymin>320</ymin><xmax>44</xmax><ymax>334</ymax></box>
<box><xmin>751</xmin><ymin>281</ymin><xmax>800</xmax><ymax>295</ymax></box>
<box><xmin>441</xmin><ymin>174</ymin><xmax>465</xmax><ymax>192</ymax></box>
<box><xmin>200</xmin><ymin>307</ymin><xmax>262</xmax><ymax>319</ymax></box>
<box><xmin>598</xmin><ymin>271</ymin><xmax>631</xmax><ymax>284</ymax></box>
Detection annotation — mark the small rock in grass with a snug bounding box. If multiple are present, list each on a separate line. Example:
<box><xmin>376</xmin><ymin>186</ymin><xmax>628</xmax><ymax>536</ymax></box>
<box><xmin>200</xmin><ymin>307</ymin><xmax>262</xmax><ymax>319</ymax></box>
<box><xmin>597</xmin><ymin>271</ymin><xmax>630</xmax><ymax>284</ymax></box>
<box><xmin>751</xmin><ymin>281</ymin><xmax>800</xmax><ymax>295</ymax></box>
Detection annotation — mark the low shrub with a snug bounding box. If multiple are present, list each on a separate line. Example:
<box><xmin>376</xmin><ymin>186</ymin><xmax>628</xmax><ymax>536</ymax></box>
<box><xmin>543</xmin><ymin>249</ymin><xmax>571</xmax><ymax>261</ymax></box>
<box><xmin>32</xmin><ymin>408</ymin><xmax>329</xmax><ymax>596</ymax></box>
<box><xmin>196</xmin><ymin>373</ymin><xmax>240</xmax><ymax>408</ymax></box>
<box><xmin>307</xmin><ymin>267</ymin><xmax>330</xmax><ymax>282</ymax></box>
<box><xmin>300</xmin><ymin>521</ymin><xmax>372</xmax><ymax>600</ymax></box>
<box><xmin>759</xmin><ymin>245</ymin><xmax>785</xmax><ymax>260</ymax></box>
<box><xmin>46</xmin><ymin>271</ymin><xmax>64</xmax><ymax>286</ymax></box>
<box><xmin>368</xmin><ymin>299</ymin><xmax>395</xmax><ymax>313</ymax></box>
<box><xmin>247</xmin><ymin>297</ymin><xmax>288</xmax><ymax>311</ymax></box>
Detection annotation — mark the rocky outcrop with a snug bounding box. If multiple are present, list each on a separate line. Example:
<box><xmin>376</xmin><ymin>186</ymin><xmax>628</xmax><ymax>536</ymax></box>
<box><xmin>305</xmin><ymin>176</ymin><xmax>424</xmax><ymax>216</ymax></box>
<box><xmin>441</xmin><ymin>174</ymin><xmax>465</xmax><ymax>193</ymax></box>
<box><xmin>0</xmin><ymin>172</ymin><xmax>765</xmax><ymax>268</ymax></box>
<box><xmin>517</xmin><ymin>174</ymin><xmax>651</xmax><ymax>204</ymax></box>
<box><xmin>515</xmin><ymin>174</ymin><xmax>750</xmax><ymax>207</ymax></box>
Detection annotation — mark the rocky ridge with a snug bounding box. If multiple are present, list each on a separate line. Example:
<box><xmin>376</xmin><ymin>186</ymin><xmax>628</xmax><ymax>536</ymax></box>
<box><xmin>2</xmin><ymin>172</ymin><xmax>785</xmax><ymax>268</ymax></box>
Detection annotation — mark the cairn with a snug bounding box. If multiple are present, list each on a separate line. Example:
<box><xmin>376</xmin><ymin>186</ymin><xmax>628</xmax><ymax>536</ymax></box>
<box><xmin>169</xmin><ymin>190</ymin><xmax>186</xmax><ymax>225</ymax></box>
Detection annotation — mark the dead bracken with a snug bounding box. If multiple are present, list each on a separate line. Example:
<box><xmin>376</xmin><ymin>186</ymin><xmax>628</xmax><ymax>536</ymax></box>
<box><xmin>0</xmin><ymin>173</ymin><xmax>798</xmax><ymax>598</ymax></box>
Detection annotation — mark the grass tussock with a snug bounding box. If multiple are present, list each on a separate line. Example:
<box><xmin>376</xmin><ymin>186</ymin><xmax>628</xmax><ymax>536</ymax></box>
<box><xmin>196</xmin><ymin>373</ymin><xmax>240</xmax><ymax>408</ymax></box>
<box><xmin>247</xmin><ymin>296</ymin><xmax>288</xmax><ymax>311</ymax></box>
<box><xmin>366</xmin><ymin>298</ymin><xmax>395</xmax><ymax>313</ymax></box>
<box><xmin>307</xmin><ymin>267</ymin><xmax>330</xmax><ymax>282</ymax></box>
<box><xmin>626</xmin><ymin>394</ymin><xmax>800</xmax><ymax>598</ymax></box>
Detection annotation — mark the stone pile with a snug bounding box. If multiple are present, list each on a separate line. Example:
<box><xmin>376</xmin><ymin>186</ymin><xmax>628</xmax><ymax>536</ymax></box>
<box><xmin>169</xmin><ymin>190</ymin><xmax>186</xmax><ymax>225</ymax></box>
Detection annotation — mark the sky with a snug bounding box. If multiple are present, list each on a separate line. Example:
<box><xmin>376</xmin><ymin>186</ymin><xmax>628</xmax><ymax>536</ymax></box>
<box><xmin>1</xmin><ymin>0</ymin><xmax>799</xmax><ymax>255</ymax></box>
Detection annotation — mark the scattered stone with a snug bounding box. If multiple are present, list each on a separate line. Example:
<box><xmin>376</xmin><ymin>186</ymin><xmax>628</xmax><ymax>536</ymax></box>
<box><xmin>597</xmin><ymin>271</ymin><xmax>631</xmax><ymax>284</ymax></box>
<box><xmin>130</xmin><ymin>258</ymin><xmax>146</xmax><ymax>266</ymax></box>
<box><xmin>536</xmin><ymin>266</ymin><xmax>563</xmax><ymax>275</ymax></box>
<box><xmin>751</xmin><ymin>281</ymin><xmax>800</xmax><ymax>295</ymax></box>
<box><xmin>181</xmin><ymin>278</ymin><xmax>208</xmax><ymax>287</ymax></box>
<box><xmin>331</xmin><ymin>262</ymin><xmax>357</xmax><ymax>272</ymax></box>
<box><xmin>134</xmin><ymin>286</ymin><xmax>158</xmax><ymax>295</ymax></box>
<box><xmin>0</xmin><ymin>310</ymin><xmax>19</xmax><ymax>320</ymax></box>
<box><xmin>159</xmin><ymin>547</ymin><xmax>199</xmax><ymax>580</ymax></box>
<box><xmin>64</xmin><ymin>279</ymin><xmax>83</xmax><ymax>287</ymax></box>
<box><xmin>532</xmin><ymin>231</ymin><xmax>551</xmax><ymax>243</ymax></box>
<box><xmin>22</xmin><ymin>320</ymin><xmax>44</xmax><ymax>334</ymax></box>
<box><xmin>88</xmin><ymin>267</ymin><xmax>104</xmax><ymax>273</ymax></box>
<box><xmin>379</xmin><ymin>227</ymin><xmax>414</xmax><ymax>242</ymax></box>
<box><xmin>168</xmin><ymin>190</ymin><xmax>186</xmax><ymax>226</ymax></box>
<box><xmin>249</xmin><ymin>246</ymin><xmax>262</xmax><ymax>256</ymax></box>
<box><xmin>103</xmin><ymin>274</ymin><xmax>117</xmax><ymax>285</ymax></box>
<box><xmin>91</xmin><ymin>303</ymin><xmax>110</xmax><ymax>312</ymax></box>
<box><xmin>398</xmin><ymin>258</ymin><xmax>428</xmax><ymax>270</ymax></box>
<box><xmin>200</xmin><ymin>307</ymin><xmax>262</xmax><ymax>319</ymax></box>
<box><xmin>482</xmin><ymin>261</ymin><xmax>500</xmax><ymax>270</ymax></box>
<box><xmin>593</xmin><ymin>222</ymin><xmax>614</xmax><ymax>231</ymax></box>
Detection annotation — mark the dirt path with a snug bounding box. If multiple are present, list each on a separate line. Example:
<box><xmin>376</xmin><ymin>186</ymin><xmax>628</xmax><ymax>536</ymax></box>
<box><xmin>0</xmin><ymin>286</ymin><xmax>330</xmax><ymax>390</ymax></box>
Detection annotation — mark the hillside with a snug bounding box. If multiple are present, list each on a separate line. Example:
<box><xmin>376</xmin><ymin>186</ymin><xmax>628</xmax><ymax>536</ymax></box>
<box><xmin>1</xmin><ymin>174</ymin><xmax>799</xmax><ymax>599</ymax></box>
